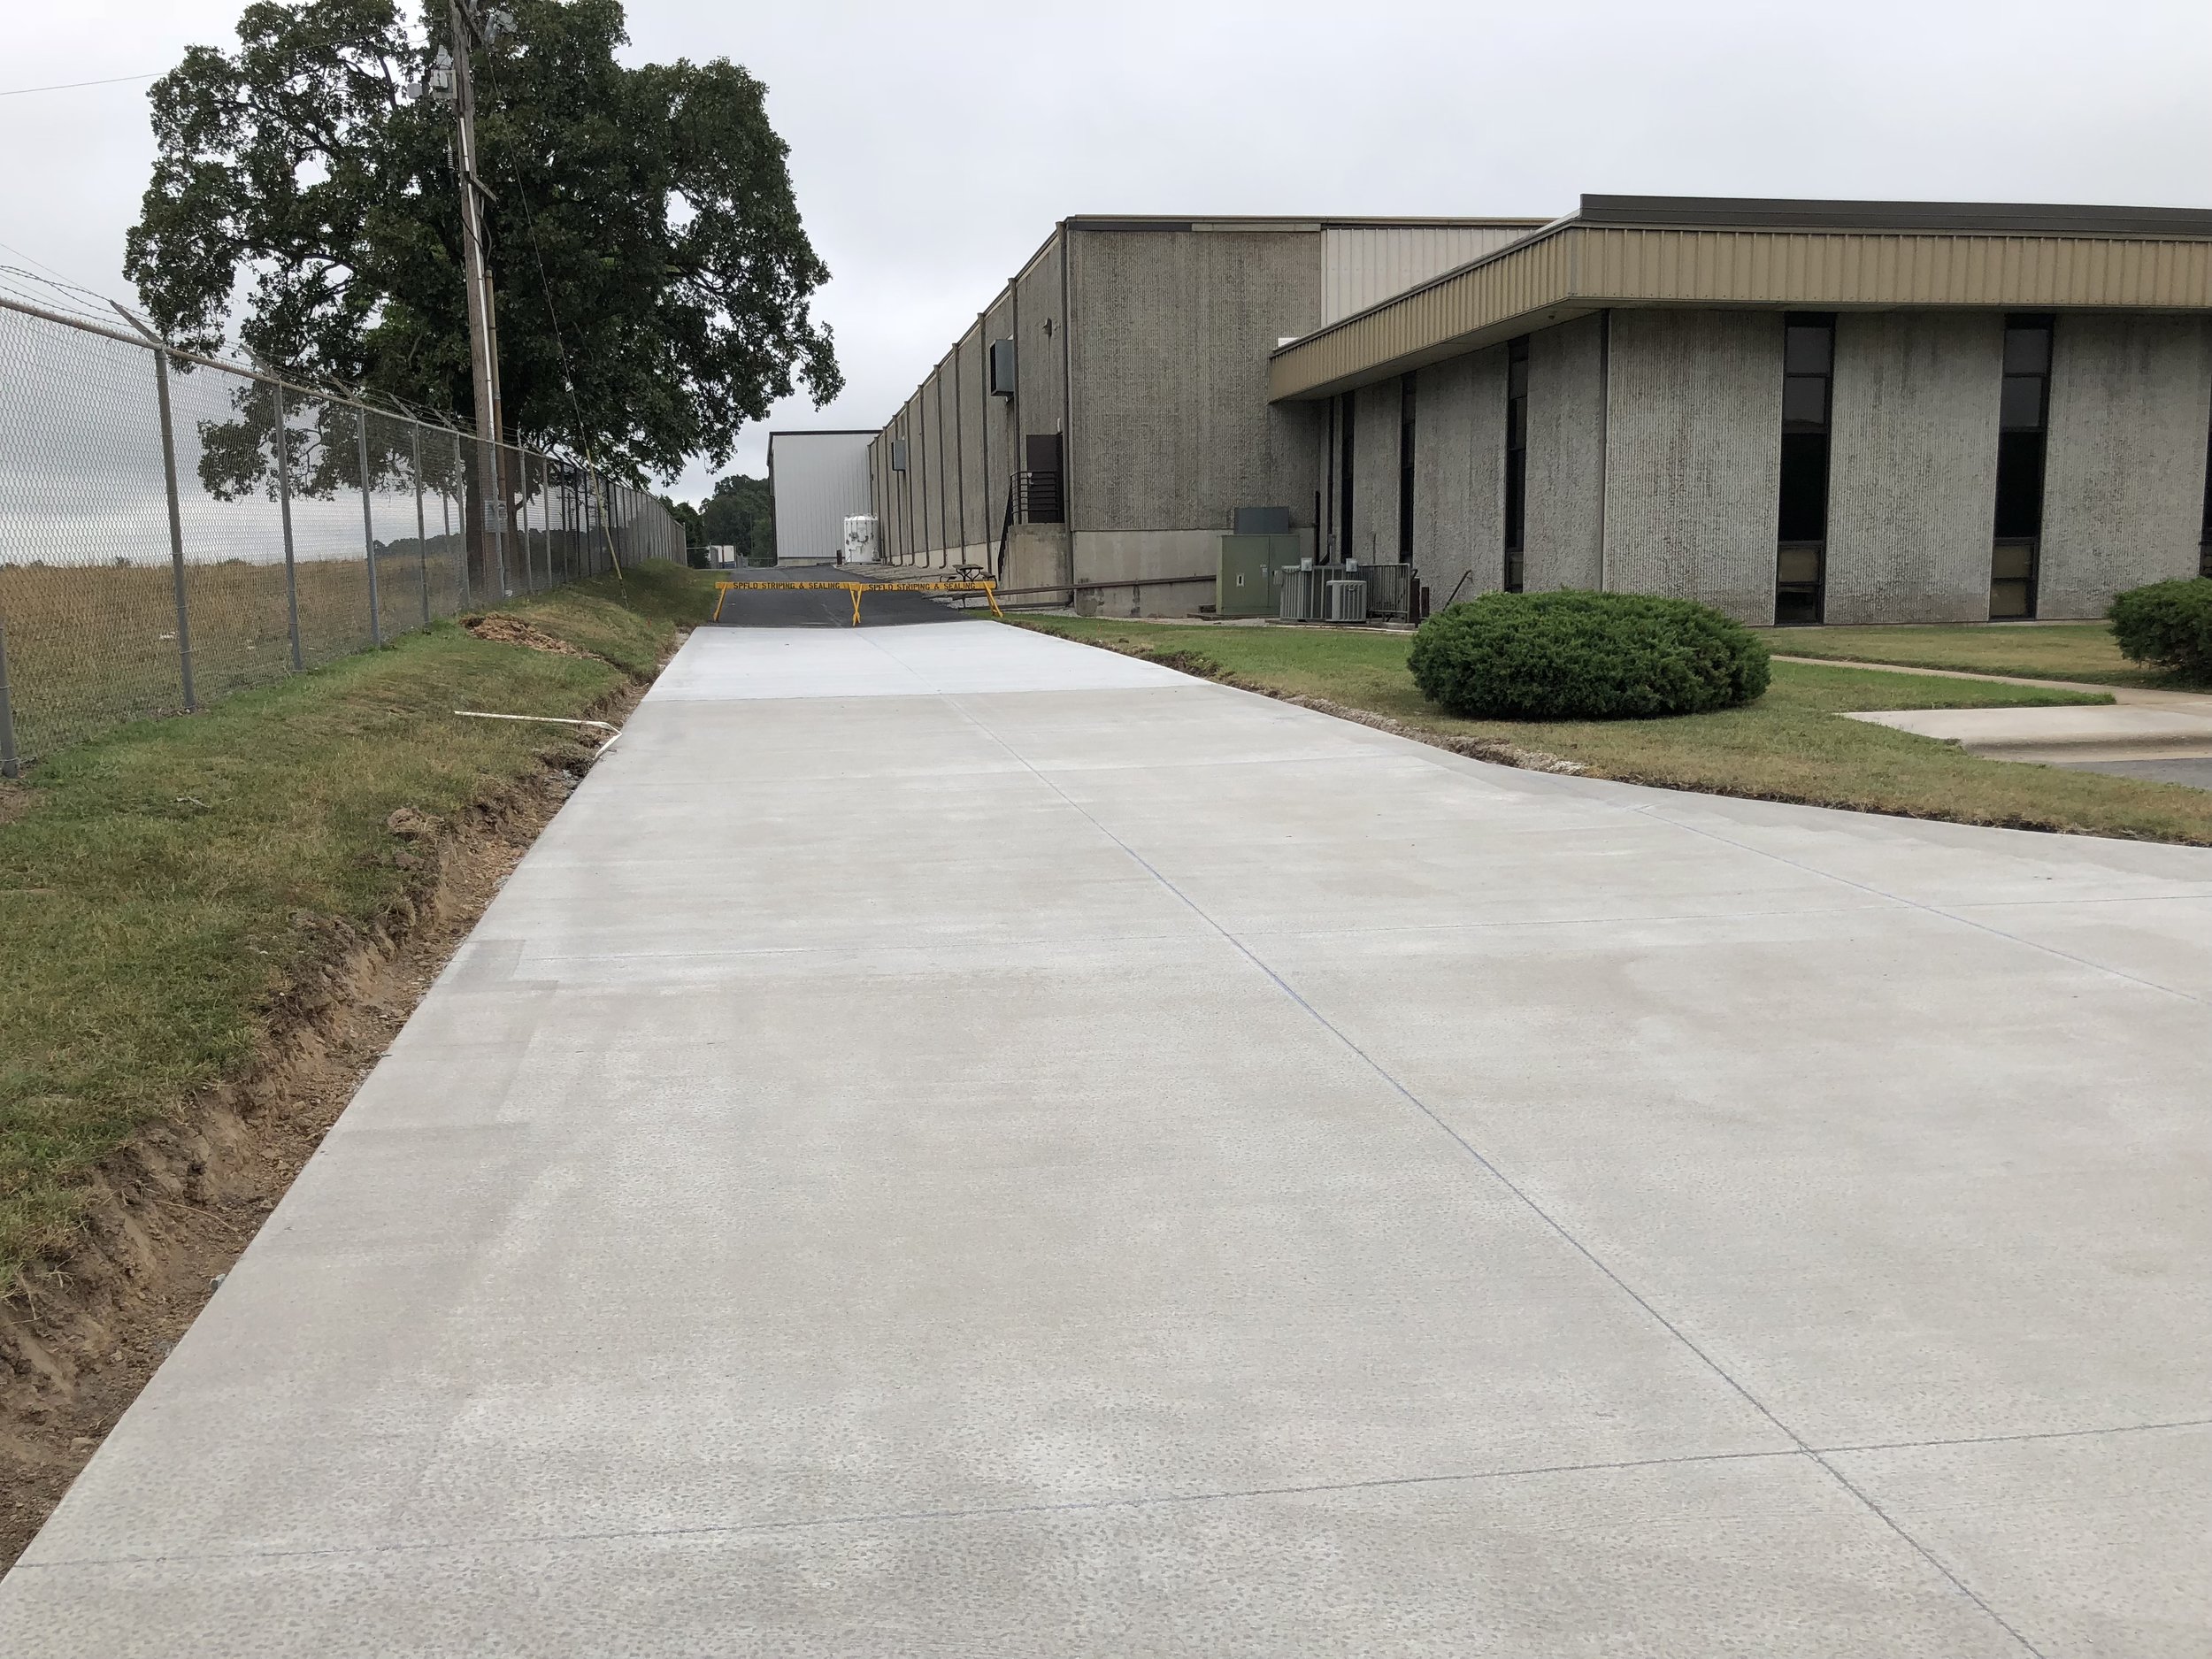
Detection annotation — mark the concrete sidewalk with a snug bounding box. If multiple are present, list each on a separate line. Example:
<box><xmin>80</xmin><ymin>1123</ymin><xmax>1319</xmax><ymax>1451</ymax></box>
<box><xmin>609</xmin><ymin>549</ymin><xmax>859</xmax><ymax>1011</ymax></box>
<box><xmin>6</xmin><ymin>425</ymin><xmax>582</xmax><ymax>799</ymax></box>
<box><xmin>4</xmin><ymin>620</ymin><xmax>2208</xmax><ymax>1655</ymax></box>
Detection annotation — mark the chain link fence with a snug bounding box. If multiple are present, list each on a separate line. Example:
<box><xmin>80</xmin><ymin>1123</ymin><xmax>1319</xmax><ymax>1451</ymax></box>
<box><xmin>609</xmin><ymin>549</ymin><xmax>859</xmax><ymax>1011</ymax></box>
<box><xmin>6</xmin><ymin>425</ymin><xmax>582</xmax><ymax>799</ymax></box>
<box><xmin>0</xmin><ymin>292</ymin><xmax>685</xmax><ymax>774</ymax></box>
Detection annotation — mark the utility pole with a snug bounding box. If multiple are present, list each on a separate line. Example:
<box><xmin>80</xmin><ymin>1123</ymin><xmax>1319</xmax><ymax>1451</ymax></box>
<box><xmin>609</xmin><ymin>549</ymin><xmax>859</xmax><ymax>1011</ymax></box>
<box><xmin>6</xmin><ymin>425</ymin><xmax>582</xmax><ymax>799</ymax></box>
<box><xmin>431</xmin><ymin>2</ymin><xmax>515</xmax><ymax>595</ymax></box>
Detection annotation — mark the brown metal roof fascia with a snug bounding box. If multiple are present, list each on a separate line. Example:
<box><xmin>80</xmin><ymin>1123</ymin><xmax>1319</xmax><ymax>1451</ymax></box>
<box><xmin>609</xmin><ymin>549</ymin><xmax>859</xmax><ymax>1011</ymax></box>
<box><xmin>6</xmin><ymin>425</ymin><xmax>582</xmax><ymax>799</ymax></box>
<box><xmin>1271</xmin><ymin>224</ymin><xmax>2212</xmax><ymax>401</ymax></box>
<box><xmin>1578</xmin><ymin>194</ymin><xmax>2212</xmax><ymax>239</ymax></box>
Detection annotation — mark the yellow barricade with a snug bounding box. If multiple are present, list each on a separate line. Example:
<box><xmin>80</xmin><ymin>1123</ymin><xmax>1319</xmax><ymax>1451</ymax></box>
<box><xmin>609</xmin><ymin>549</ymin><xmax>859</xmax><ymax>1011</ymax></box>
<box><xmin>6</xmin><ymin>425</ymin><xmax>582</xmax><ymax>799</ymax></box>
<box><xmin>712</xmin><ymin>579</ymin><xmax>1003</xmax><ymax>626</ymax></box>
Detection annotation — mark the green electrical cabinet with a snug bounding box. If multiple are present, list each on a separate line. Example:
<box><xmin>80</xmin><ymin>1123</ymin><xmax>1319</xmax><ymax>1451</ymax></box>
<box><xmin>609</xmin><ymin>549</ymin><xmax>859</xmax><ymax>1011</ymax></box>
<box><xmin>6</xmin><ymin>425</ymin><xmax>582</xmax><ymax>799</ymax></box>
<box><xmin>1217</xmin><ymin>534</ymin><xmax>1302</xmax><ymax>618</ymax></box>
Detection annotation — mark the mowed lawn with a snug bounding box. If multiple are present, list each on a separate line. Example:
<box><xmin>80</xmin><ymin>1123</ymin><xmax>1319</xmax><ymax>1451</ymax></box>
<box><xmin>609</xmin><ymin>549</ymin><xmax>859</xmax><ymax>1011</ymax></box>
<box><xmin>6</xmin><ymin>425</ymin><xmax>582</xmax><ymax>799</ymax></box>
<box><xmin>1010</xmin><ymin>616</ymin><xmax>2212</xmax><ymax>845</ymax></box>
<box><xmin>0</xmin><ymin>565</ymin><xmax>715</xmax><ymax>1290</ymax></box>
<box><xmin>1764</xmin><ymin>619</ymin><xmax>2165</xmax><ymax>686</ymax></box>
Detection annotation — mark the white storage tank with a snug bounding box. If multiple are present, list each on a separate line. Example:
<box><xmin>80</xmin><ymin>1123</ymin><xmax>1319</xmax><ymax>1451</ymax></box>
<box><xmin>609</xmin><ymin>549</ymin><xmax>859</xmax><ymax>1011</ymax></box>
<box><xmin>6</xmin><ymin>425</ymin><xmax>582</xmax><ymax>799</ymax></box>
<box><xmin>841</xmin><ymin>515</ymin><xmax>878</xmax><ymax>565</ymax></box>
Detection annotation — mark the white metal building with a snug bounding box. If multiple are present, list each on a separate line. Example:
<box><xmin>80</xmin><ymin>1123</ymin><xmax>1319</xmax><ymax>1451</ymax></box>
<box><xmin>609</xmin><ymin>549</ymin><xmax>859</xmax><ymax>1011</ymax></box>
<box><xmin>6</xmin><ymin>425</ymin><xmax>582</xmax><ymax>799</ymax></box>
<box><xmin>768</xmin><ymin>430</ymin><xmax>875</xmax><ymax>565</ymax></box>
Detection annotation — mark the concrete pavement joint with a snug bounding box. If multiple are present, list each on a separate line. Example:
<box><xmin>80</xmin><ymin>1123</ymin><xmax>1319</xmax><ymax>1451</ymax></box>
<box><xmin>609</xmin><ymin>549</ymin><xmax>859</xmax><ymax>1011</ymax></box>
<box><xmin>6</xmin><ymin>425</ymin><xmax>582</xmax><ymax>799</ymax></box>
<box><xmin>939</xmin><ymin>688</ymin><xmax>2046</xmax><ymax>1657</ymax></box>
<box><xmin>21</xmin><ymin>1415</ymin><xmax>2200</xmax><ymax>1577</ymax></box>
<box><xmin>13</xmin><ymin>1447</ymin><xmax>1809</xmax><ymax>1573</ymax></box>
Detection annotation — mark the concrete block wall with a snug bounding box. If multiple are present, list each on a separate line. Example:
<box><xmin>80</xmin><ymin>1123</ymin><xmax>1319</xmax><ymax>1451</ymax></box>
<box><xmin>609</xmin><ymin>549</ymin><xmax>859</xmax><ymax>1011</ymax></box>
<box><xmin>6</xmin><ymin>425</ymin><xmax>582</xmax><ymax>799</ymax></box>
<box><xmin>2039</xmin><ymin>313</ymin><xmax>2212</xmax><ymax>618</ymax></box>
<box><xmin>1013</xmin><ymin>233</ymin><xmax>1067</xmax><ymax>511</ymax></box>
<box><xmin>1823</xmin><ymin>312</ymin><xmax>2001</xmax><ymax>624</ymax></box>
<box><xmin>1411</xmin><ymin>347</ymin><xmax>1508</xmax><ymax>608</ymax></box>
<box><xmin>1524</xmin><ymin>315</ymin><xmax>1608</xmax><ymax>592</ymax></box>
<box><xmin>1068</xmin><ymin>227</ymin><xmax>1326</xmax><ymax>595</ymax></box>
<box><xmin>1601</xmin><ymin>310</ymin><xmax>1784</xmax><ymax>622</ymax></box>
<box><xmin>953</xmin><ymin>323</ymin><xmax>988</xmax><ymax>563</ymax></box>
<box><xmin>1348</xmin><ymin>380</ymin><xmax>1399</xmax><ymax>568</ymax></box>
<box><xmin>981</xmin><ymin>288</ymin><xmax>1018</xmax><ymax>564</ymax></box>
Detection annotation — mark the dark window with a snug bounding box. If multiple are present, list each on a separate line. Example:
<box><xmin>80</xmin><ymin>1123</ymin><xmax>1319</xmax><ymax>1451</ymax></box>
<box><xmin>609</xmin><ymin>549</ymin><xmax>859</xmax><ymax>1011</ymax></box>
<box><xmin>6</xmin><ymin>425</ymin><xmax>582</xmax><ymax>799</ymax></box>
<box><xmin>1339</xmin><ymin>391</ymin><xmax>1356</xmax><ymax>565</ymax></box>
<box><xmin>1398</xmin><ymin>375</ymin><xmax>1416</xmax><ymax>561</ymax></box>
<box><xmin>1503</xmin><ymin>337</ymin><xmax>1528</xmax><ymax>592</ymax></box>
<box><xmin>1774</xmin><ymin>313</ymin><xmax>1834</xmax><ymax>626</ymax></box>
<box><xmin>2201</xmin><ymin>392</ymin><xmax>2212</xmax><ymax>577</ymax></box>
<box><xmin>1992</xmin><ymin>315</ymin><xmax>2053</xmax><ymax>618</ymax></box>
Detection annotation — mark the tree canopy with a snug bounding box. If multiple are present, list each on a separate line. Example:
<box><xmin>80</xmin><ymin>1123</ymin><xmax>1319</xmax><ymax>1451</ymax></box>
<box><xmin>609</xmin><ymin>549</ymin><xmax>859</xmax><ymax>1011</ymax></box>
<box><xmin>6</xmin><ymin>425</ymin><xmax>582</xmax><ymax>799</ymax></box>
<box><xmin>127</xmin><ymin>0</ymin><xmax>841</xmax><ymax>484</ymax></box>
<box><xmin>701</xmin><ymin>472</ymin><xmax>772</xmax><ymax>559</ymax></box>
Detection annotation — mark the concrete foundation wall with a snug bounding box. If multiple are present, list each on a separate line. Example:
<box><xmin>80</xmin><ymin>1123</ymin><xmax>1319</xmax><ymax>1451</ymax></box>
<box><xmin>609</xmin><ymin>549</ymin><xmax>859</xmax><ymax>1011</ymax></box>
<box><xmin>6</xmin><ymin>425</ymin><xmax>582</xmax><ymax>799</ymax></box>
<box><xmin>1410</xmin><ymin>348</ymin><xmax>1507</xmax><ymax>606</ymax></box>
<box><xmin>1348</xmin><ymin>379</ymin><xmax>1400</xmax><ymax>567</ymax></box>
<box><xmin>1524</xmin><ymin>315</ymin><xmax>1608</xmax><ymax>592</ymax></box>
<box><xmin>1602</xmin><ymin>310</ymin><xmax>1784</xmax><ymax>622</ymax></box>
<box><xmin>2039</xmin><ymin>314</ymin><xmax>2212</xmax><ymax>618</ymax></box>
<box><xmin>1824</xmin><ymin>312</ymin><xmax>2002</xmax><ymax>624</ymax></box>
<box><xmin>1002</xmin><ymin>526</ymin><xmax>1071</xmax><ymax>602</ymax></box>
<box><xmin>1068</xmin><ymin>228</ymin><xmax>1325</xmax><ymax>577</ymax></box>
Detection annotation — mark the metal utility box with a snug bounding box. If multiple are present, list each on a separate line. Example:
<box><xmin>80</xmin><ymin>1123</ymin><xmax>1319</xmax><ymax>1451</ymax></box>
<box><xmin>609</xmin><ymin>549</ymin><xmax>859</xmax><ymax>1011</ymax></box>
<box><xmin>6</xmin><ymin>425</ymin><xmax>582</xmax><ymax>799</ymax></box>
<box><xmin>989</xmin><ymin>339</ymin><xmax>1016</xmax><ymax>396</ymax></box>
<box><xmin>1232</xmin><ymin>504</ymin><xmax>1292</xmax><ymax>535</ymax></box>
<box><xmin>1217</xmin><ymin>533</ymin><xmax>1302</xmax><ymax>618</ymax></box>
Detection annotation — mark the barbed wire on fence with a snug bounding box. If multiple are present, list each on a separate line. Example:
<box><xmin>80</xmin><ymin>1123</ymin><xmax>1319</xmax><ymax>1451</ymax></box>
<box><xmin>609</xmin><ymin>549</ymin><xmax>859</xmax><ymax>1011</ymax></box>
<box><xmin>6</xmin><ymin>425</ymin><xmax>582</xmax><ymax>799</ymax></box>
<box><xmin>0</xmin><ymin>280</ymin><xmax>685</xmax><ymax>775</ymax></box>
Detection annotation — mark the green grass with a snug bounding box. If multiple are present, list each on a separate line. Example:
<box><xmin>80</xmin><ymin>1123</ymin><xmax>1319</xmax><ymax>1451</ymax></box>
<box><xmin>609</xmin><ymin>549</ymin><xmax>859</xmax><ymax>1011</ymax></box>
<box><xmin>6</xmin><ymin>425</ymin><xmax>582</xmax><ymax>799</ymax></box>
<box><xmin>1763</xmin><ymin>621</ymin><xmax>2167</xmax><ymax>686</ymax></box>
<box><xmin>0</xmin><ymin>564</ymin><xmax>716</xmax><ymax>1289</ymax></box>
<box><xmin>1009</xmin><ymin>616</ymin><xmax>2212</xmax><ymax>845</ymax></box>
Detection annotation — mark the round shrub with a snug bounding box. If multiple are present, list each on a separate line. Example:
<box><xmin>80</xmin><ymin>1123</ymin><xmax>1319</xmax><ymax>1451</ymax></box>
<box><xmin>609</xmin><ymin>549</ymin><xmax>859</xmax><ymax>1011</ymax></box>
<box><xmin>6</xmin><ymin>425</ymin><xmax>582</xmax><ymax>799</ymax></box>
<box><xmin>2108</xmin><ymin>577</ymin><xmax>2212</xmax><ymax>683</ymax></box>
<box><xmin>1409</xmin><ymin>589</ymin><xmax>1770</xmax><ymax>720</ymax></box>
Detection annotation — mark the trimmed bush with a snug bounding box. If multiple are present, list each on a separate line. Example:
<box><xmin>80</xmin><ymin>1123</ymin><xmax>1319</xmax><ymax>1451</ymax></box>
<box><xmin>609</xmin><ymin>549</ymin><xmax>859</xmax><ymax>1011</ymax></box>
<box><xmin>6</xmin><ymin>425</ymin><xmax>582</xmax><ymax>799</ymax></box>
<box><xmin>1409</xmin><ymin>589</ymin><xmax>1770</xmax><ymax>720</ymax></box>
<box><xmin>2108</xmin><ymin>577</ymin><xmax>2212</xmax><ymax>683</ymax></box>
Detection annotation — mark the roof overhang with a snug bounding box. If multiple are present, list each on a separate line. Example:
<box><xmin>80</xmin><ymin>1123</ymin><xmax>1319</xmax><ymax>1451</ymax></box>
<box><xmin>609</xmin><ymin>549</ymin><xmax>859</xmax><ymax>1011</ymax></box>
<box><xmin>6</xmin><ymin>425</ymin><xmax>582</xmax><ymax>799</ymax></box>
<box><xmin>1269</xmin><ymin>196</ymin><xmax>2212</xmax><ymax>402</ymax></box>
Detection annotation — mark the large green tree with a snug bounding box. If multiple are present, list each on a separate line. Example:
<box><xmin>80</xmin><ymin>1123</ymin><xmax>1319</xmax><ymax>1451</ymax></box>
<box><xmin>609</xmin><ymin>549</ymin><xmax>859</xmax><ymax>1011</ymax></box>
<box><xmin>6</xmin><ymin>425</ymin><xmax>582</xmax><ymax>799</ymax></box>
<box><xmin>700</xmin><ymin>472</ymin><xmax>772</xmax><ymax>560</ymax></box>
<box><xmin>127</xmin><ymin>0</ymin><xmax>840</xmax><ymax>484</ymax></box>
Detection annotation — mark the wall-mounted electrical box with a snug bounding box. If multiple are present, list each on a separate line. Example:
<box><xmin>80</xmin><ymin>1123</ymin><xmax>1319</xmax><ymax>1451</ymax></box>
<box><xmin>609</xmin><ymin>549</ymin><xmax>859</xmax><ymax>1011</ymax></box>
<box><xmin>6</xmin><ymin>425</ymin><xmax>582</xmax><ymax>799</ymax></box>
<box><xmin>889</xmin><ymin>438</ymin><xmax>908</xmax><ymax>472</ymax></box>
<box><xmin>1232</xmin><ymin>504</ymin><xmax>1292</xmax><ymax>535</ymax></box>
<box><xmin>989</xmin><ymin>339</ymin><xmax>1016</xmax><ymax>397</ymax></box>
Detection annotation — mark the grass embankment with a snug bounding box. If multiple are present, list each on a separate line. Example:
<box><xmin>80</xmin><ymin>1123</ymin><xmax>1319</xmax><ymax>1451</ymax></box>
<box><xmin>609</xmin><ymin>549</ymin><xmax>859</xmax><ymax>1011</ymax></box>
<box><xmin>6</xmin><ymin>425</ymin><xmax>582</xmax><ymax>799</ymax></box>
<box><xmin>0</xmin><ymin>563</ymin><xmax>714</xmax><ymax>1290</ymax></box>
<box><xmin>1766</xmin><ymin>620</ymin><xmax>2166</xmax><ymax>686</ymax></box>
<box><xmin>1010</xmin><ymin>616</ymin><xmax>2212</xmax><ymax>844</ymax></box>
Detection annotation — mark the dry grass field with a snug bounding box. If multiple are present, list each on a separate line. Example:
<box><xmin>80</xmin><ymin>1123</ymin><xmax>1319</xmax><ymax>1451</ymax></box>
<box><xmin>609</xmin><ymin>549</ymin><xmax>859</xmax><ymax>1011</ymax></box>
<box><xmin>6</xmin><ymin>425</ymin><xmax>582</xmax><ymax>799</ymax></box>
<box><xmin>0</xmin><ymin>535</ymin><xmax>605</xmax><ymax>760</ymax></box>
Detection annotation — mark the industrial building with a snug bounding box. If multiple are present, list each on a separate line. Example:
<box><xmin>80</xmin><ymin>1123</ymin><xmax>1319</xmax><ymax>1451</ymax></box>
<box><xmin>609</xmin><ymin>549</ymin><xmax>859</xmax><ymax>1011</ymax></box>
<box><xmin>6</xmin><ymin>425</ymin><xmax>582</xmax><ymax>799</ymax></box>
<box><xmin>870</xmin><ymin>196</ymin><xmax>2212</xmax><ymax>625</ymax></box>
<box><xmin>865</xmin><ymin>216</ymin><xmax>1540</xmax><ymax>608</ymax></box>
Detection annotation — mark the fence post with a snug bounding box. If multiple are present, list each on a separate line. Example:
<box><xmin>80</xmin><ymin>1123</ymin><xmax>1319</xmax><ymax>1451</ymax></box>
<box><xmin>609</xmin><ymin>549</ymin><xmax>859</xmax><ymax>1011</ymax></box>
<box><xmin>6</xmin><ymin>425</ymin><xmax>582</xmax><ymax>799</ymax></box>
<box><xmin>273</xmin><ymin>382</ymin><xmax>303</xmax><ymax>670</ymax></box>
<box><xmin>490</xmin><ymin>442</ymin><xmax>511</xmax><ymax>598</ymax></box>
<box><xmin>515</xmin><ymin>449</ymin><xmax>534</xmax><ymax>592</ymax></box>
<box><xmin>0</xmin><ymin>618</ymin><xmax>20</xmax><ymax>779</ymax></box>
<box><xmin>152</xmin><ymin>348</ymin><xmax>197</xmax><ymax>711</ymax></box>
<box><xmin>357</xmin><ymin>406</ymin><xmax>382</xmax><ymax>646</ymax></box>
<box><xmin>411</xmin><ymin>422</ymin><xmax>431</xmax><ymax>626</ymax></box>
<box><xmin>451</xmin><ymin>430</ymin><xmax>470</xmax><ymax>607</ymax></box>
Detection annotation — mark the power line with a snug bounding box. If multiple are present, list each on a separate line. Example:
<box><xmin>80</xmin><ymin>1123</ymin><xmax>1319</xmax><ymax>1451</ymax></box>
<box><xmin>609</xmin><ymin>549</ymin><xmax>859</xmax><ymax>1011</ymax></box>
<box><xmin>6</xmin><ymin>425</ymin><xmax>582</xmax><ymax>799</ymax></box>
<box><xmin>0</xmin><ymin>72</ymin><xmax>159</xmax><ymax>98</ymax></box>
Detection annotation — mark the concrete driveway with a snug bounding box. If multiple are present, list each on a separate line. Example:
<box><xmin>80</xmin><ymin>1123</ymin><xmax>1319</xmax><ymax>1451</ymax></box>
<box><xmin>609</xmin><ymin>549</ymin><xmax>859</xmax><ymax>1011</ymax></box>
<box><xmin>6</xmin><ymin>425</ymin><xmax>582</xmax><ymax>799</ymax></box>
<box><xmin>3</xmin><ymin>620</ymin><xmax>2208</xmax><ymax>1656</ymax></box>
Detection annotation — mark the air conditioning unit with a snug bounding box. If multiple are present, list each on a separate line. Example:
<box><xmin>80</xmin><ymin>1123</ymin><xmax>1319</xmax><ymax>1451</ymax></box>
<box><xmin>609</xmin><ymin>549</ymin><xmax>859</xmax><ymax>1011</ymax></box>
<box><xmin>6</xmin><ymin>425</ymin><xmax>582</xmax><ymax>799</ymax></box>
<box><xmin>1279</xmin><ymin>567</ymin><xmax>1329</xmax><ymax>621</ymax></box>
<box><xmin>1325</xmin><ymin>579</ymin><xmax>1368</xmax><ymax>623</ymax></box>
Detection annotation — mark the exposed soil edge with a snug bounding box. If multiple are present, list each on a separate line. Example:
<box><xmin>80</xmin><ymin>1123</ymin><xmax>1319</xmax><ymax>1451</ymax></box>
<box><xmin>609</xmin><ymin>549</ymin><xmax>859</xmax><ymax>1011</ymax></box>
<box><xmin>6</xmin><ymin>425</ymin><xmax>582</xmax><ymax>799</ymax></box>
<box><xmin>1064</xmin><ymin>634</ymin><xmax>2212</xmax><ymax>847</ymax></box>
<box><xmin>0</xmin><ymin>644</ymin><xmax>677</xmax><ymax>1571</ymax></box>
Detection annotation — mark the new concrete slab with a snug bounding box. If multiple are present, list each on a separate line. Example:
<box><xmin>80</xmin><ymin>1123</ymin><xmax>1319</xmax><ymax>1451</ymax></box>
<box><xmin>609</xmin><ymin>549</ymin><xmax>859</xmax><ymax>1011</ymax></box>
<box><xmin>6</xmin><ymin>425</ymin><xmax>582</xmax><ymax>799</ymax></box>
<box><xmin>4</xmin><ymin>620</ymin><xmax>2207</xmax><ymax>1656</ymax></box>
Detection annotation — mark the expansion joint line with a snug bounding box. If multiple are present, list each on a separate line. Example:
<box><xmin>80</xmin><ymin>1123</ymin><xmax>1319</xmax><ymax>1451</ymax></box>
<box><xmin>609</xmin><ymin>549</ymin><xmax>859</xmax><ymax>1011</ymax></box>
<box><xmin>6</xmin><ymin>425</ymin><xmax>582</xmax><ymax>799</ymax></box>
<box><xmin>933</xmin><ymin>685</ymin><xmax>2046</xmax><ymax>1659</ymax></box>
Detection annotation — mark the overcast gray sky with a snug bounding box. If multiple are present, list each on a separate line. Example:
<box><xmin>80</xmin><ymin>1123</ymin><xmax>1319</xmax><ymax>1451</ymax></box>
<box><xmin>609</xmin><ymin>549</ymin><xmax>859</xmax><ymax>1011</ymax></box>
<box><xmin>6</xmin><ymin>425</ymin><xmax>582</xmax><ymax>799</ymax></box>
<box><xmin>8</xmin><ymin>0</ymin><xmax>2211</xmax><ymax>505</ymax></box>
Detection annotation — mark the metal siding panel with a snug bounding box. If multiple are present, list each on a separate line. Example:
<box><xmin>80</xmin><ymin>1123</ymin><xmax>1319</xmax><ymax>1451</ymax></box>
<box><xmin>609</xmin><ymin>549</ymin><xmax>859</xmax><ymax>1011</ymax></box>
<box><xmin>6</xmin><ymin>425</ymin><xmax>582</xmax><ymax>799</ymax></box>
<box><xmin>1320</xmin><ymin>226</ymin><xmax>1537</xmax><ymax>324</ymax></box>
<box><xmin>768</xmin><ymin>434</ymin><xmax>873</xmax><ymax>564</ymax></box>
